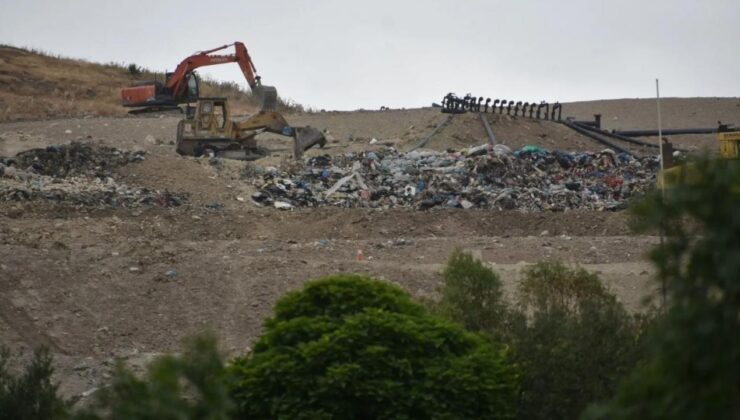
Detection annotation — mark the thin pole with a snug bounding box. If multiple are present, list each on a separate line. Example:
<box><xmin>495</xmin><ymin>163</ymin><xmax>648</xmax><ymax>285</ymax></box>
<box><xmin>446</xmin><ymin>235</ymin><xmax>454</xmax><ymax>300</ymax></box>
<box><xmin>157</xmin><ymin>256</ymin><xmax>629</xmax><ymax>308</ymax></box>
<box><xmin>656</xmin><ymin>78</ymin><xmax>667</xmax><ymax>308</ymax></box>
<box><xmin>656</xmin><ymin>79</ymin><xmax>665</xmax><ymax>172</ymax></box>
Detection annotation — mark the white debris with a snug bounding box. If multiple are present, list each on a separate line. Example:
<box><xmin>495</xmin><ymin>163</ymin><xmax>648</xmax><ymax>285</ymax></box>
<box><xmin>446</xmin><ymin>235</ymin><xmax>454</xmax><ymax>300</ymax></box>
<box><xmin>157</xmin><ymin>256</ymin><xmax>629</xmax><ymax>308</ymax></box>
<box><xmin>274</xmin><ymin>201</ymin><xmax>294</xmax><ymax>210</ymax></box>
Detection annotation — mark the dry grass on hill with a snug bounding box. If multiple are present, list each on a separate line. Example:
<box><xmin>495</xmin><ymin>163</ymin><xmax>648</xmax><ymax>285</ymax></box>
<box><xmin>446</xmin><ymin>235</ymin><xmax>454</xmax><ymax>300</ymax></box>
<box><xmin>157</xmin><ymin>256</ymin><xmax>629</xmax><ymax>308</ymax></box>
<box><xmin>0</xmin><ymin>45</ymin><xmax>305</xmax><ymax>122</ymax></box>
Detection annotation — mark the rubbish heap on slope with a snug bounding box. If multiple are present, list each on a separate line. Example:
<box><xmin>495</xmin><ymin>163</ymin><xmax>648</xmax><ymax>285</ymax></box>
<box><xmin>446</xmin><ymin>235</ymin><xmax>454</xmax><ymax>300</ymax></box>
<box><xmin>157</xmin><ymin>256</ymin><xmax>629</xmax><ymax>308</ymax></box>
<box><xmin>0</xmin><ymin>142</ymin><xmax>187</xmax><ymax>208</ymax></box>
<box><xmin>249</xmin><ymin>145</ymin><xmax>660</xmax><ymax>211</ymax></box>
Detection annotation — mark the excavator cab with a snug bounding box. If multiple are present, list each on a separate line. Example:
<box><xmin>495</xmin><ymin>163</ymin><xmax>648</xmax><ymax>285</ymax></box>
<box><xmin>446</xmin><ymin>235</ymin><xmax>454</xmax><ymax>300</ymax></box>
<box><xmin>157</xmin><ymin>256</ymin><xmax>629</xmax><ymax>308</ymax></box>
<box><xmin>162</xmin><ymin>71</ymin><xmax>199</xmax><ymax>102</ymax></box>
<box><xmin>185</xmin><ymin>73</ymin><xmax>199</xmax><ymax>101</ymax></box>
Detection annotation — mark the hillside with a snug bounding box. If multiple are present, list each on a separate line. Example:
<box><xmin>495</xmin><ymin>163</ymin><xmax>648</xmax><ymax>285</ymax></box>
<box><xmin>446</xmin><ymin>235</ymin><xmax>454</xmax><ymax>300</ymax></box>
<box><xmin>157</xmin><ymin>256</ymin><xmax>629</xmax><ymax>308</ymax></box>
<box><xmin>2</xmin><ymin>44</ymin><xmax>739</xmax><ymax>404</ymax></box>
<box><xmin>0</xmin><ymin>45</ymin><xmax>264</xmax><ymax>122</ymax></box>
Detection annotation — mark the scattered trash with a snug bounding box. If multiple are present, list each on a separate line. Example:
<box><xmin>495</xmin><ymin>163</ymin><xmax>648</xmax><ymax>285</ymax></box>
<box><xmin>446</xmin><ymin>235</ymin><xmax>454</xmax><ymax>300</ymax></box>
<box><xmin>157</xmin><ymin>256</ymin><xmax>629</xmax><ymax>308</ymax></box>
<box><xmin>274</xmin><ymin>201</ymin><xmax>294</xmax><ymax>210</ymax></box>
<box><xmin>0</xmin><ymin>142</ymin><xmax>187</xmax><ymax>208</ymax></box>
<box><xmin>165</xmin><ymin>269</ymin><xmax>178</xmax><ymax>278</ymax></box>
<box><xmin>206</xmin><ymin>202</ymin><xmax>224</xmax><ymax>211</ymax></box>
<box><xmin>247</xmin><ymin>146</ymin><xmax>659</xmax><ymax>212</ymax></box>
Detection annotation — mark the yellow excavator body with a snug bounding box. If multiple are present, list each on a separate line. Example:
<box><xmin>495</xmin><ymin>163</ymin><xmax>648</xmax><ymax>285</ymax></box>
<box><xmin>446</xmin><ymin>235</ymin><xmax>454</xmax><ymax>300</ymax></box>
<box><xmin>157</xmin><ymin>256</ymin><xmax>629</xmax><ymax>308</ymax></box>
<box><xmin>658</xmin><ymin>130</ymin><xmax>740</xmax><ymax>189</ymax></box>
<box><xmin>175</xmin><ymin>98</ymin><xmax>325</xmax><ymax>160</ymax></box>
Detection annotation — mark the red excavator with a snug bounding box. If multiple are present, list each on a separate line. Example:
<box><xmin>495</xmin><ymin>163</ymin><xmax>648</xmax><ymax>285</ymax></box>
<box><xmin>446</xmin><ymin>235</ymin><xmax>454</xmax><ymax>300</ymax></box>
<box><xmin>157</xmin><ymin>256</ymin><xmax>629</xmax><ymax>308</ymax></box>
<box><xmin>120</xmin><ymin>42</ymin><xmax>278</xmax><ymax>113</ymax></box>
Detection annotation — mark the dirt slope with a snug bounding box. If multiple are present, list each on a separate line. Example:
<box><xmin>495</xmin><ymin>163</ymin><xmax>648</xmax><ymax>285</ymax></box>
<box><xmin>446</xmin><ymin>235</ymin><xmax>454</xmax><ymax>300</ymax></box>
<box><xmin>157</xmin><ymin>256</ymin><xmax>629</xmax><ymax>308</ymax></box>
<box><xmin>0</xmin><ymin>45</ymin><xmax>260</xmax><ymax>122</ymax></box>
<box><xmin>0</xmin><ymin>45</ymin><xmax>737</xmax><ymax>404</ymax></box>
<box><xmin>0</xmin><ymin>113</ymin><xmax>663</xmax><ymax>401</ymax></box>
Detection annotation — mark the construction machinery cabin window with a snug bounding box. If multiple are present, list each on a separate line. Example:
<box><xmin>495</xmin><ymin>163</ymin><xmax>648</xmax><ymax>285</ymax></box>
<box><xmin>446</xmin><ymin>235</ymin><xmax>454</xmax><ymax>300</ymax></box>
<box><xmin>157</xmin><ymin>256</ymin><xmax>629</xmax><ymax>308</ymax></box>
<box><xmin>199</xmin><ymin>100</ymin><xmax>226</xmax><ymax>130</ymax></box>
<box><xmin>186</xmin><ymin>74</ymin><xmax>199</xmax><ymax>100</ymax></box>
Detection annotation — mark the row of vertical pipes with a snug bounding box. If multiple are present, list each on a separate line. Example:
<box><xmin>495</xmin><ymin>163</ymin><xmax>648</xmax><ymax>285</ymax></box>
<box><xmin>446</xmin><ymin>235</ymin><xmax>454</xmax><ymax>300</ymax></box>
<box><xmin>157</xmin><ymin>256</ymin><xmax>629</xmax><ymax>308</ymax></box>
<box><xmin>441</xmin><ymin>93</ymin><xmax>562</xmax><ymax>121</ymax></box>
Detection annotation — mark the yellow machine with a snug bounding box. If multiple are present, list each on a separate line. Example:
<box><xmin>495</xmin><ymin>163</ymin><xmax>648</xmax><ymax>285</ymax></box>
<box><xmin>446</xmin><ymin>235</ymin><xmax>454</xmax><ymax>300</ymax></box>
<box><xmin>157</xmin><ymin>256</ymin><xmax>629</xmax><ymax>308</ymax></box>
<box><xmin>176</xmin><ymin>98</ymin><xmax>325</xmax><ymax>160</ymax></box>
<box><xmin>718</xmin><ymin>131</ymin><xmax>740</xmax><ymax>159</ymax></box>
<box><xmin>658</xmin><ymin>128</ymin><xmax>740</xmax><ymax>188</ymax></box>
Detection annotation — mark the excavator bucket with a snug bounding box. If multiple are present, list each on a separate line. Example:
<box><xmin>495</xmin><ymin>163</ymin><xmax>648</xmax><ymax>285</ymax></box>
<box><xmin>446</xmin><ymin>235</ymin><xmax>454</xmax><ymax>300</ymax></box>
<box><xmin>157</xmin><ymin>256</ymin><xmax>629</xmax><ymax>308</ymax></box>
<box><xmin>254</xmin><ymin>85</ymin><xmax>278</xmax><ymax>111</ymax></box>
<box><xmin>293</xmin><ymin>126</ymin><xmax>327</xmax><ymax>158</ymax></box>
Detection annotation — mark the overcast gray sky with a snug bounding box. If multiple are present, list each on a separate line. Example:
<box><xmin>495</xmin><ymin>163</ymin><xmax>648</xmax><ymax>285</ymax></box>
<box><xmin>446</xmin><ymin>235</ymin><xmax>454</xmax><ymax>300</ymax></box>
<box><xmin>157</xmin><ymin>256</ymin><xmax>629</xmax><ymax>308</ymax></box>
<box><xmin>1</xmin><ymin>0</ymin><xmax>738</xmax><ymax>110</ymax></box>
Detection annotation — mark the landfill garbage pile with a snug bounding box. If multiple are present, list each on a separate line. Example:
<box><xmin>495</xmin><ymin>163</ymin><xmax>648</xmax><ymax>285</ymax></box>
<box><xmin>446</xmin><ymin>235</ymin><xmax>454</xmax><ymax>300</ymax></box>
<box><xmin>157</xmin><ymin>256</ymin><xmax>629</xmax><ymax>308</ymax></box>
<box><xmin>6</xmin><ymin>141</ymin><xmax>146</xmax><ymax>178</ymax></box>
<box><xmin>0</xmin><ymin>142</ymin><xmax>187</xmax><ymax>208</ymax></box>
<box><xmin>250</xmin><ymin>145</ymin><xmax>660</xmax><ymax>212</ymax></box>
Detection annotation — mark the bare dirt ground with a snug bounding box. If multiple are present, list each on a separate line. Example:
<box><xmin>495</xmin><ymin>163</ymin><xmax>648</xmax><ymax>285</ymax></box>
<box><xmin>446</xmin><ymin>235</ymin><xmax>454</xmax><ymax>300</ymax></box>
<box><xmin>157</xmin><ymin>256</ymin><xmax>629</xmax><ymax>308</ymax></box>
<box><xmin>2</xmin><ymin>98</ymin><xmax>736</xmax><ymax>401</ymax></box>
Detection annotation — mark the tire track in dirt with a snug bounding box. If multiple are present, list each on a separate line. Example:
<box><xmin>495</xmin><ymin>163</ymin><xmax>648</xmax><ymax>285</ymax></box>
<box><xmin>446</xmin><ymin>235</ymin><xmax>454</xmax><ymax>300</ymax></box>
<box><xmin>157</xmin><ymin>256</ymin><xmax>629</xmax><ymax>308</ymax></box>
<box><xmin>0</xmin><ymin>290</ymin><xmax>63</xmax><ymax>352</ymax></box>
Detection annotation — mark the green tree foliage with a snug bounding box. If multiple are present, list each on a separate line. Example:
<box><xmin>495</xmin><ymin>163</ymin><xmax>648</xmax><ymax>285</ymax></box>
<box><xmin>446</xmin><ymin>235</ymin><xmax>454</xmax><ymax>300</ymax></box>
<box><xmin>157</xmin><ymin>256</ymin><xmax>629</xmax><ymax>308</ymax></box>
<box><xmin>436</xmin><ymin>253</ymin><xmax>644</xmax><ymax>420</ymax></box>
<box><xmin>511</xmin><ymin>262</ymin><xmax>644</xmax><ymax>420</ymax></box>
<box><xmin>584</xmin><ymin>158</ymin><xmax>740</xmax><ymax>419</ymax></box>
<box><xmin>438</xmin><ymin>249</ymin><xmax>507</xmax><ymax>333</ymax></box>
<box><xmin>228</xmin><ymin>274</ymin><xmax>519</xmax><ymax>419</ymax></box>
<box><xmin>126</xmin><ymin>63</ymin><xmax>142</xmax><ymax>77</ymax></box>
<box><xmin>75</xmin><ymin>333</ymin><xmax>232</xmax><ymax>420</ymax></box>
<box><xmin>0</xmin><ymin>346</ymin><xmax>69</xmax><ymax>420</ymax></box>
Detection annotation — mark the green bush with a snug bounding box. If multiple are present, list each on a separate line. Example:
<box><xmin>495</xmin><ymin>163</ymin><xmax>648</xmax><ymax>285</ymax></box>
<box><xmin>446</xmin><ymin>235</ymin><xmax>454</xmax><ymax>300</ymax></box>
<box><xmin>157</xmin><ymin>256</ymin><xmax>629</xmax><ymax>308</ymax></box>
<box><xmin>438</xmin><ymin>249</ymin><xmax>507</xmax><ymax>333</ymax></box>
<box><xmin>126</xmin><ymin>63</ymin><xmax>142</xmax><ymax>77</ymax></box>
<box><xmin>228</xmin><ymin>274</ymin><xmax>519</xmax><ymax>419</ymax></box>
<box><xmin>584</xmin><ymin>158</ymin><xmax>740</xmax><ymax>420</ymax></box>
<box><xmin>0</xmin><ymin>346</ymin><xmax>69</xmax><ymax>419</ymax></box>
<box><xmin>75</xmin><ymin>333</ymin><xmax>232</xmax><ymax>420</ymax></box>
<box><xmin>511</xmin><ymin>262</ymin><xmax>645</xmax><ymax>420</ymax></box>
<box><xmin>435</xmin><ymin>253</ymin><xmax>645</xmax><ymax>420</ymax></box>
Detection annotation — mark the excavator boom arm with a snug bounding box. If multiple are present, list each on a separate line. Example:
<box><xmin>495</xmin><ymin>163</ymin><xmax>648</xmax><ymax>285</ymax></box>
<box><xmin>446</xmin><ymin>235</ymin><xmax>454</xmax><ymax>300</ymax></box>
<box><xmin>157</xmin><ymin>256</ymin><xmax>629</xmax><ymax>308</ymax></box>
<box><xmin>166</xmin><ymin>42</ymin><xmax>260</xmax><ymax>100</ymax></box>
<box><xmin>122</xmin><ymin>41</ymin><xmax>278</xmax><ymax>112</ymax></box>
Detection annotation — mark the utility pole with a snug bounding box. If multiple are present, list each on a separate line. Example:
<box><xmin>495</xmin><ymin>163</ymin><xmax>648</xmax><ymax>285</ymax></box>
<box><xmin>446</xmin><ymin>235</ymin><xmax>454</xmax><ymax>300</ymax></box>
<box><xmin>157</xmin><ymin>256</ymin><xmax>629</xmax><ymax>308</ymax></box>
<box><xmin>656</xmin><ymin>78</ymin><xmax>667</xmax><ymax>308</ymax></box>
<box><xmin>657</xmin><ymin>79</ymin><xmax>664</xmax><ymax>173</ymax></box>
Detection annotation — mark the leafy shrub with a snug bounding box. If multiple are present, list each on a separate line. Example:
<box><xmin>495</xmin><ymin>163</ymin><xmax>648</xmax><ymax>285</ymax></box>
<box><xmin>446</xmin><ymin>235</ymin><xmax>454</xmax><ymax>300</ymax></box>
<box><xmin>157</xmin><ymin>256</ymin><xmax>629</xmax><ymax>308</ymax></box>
<box><xmin>510</xmin><ymin>262</ymin><xmax>645</xmax><ymax>420</ymax></box>
<box><xmin>76</xmin><ymin>333</ymin><xmax>232</xmax><ymax>420</ymax></box>
<box><xmin>0</xmin><ymin>346</ymin><xmax>69</xmax><ymax>419</ymax></box>
<box><xmin>438</xmin><ymin>249</ymin><xmax>507</xmax><ymax>333</ymax></box>
<box><xmin>584</xmin><ymin>158</ymin><xmax>740</xmax><ymax>419</ymax></box>
<box><xmin>126</xmin><ymin>63</ymin><xmax>142</xmax><ymax>77</ymax></box>
<box><xmin>228</xmin><ymin>274</ymin><xmax>519</xmax><ymax>419</ymax></box>
<box><xmin>435</xmin><ymin>252</ymin><xmax>645</xmax><ymax>420</ymax></box>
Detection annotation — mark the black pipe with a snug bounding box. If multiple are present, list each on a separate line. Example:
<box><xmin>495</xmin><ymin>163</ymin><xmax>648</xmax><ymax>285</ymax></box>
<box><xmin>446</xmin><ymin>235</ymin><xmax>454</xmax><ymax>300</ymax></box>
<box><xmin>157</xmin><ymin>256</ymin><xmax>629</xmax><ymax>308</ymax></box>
<box><xmin>613</xmin><ymin>127</ymin><xmax>725</xmax><ymax>137</ymax></box>
<box><xmin>573</xmin><ymin>120</ymin><xmax>597</xmax><ymax>127</ymax></box>
<box><xmin>506</xmin><ymin>101</ymin><xmax>514</xmax><ymax>115</ymax></box>
<box><xmin>462</xmin><ymin>94</ymin><xmax>471</xmax><ymax>111</ymax></box>
<box><xmin>575</xmin><ymin>122</ymin><xmax>689</xmax><ymax>152</ymax></box>
<box><xmin>522</xmin><ymin>102</ymin><xmax>530</xmax><ymax>117</ymax></box>
<box><xmin>514</xmin><ymin>101</ymin><xmax>523</xmax><ymax>116</ymax></box>
<box><xmin>483</xmin><ymin>98</ymin><xmax>491</xmax><ymax>113</ymax></box>
<box><xmin>493</xmin><ymin>99</ymin><xmax>500</xmax><ymax>113</ymax></box>
<box><xmin>536</xmin><ymin>102</ymin><xmax>546</xmax><ymax>119</ymax></box>
<box><xmin>562</xmin><ymin>120</ymin><xmax>633</xmax><ymax>155</ymax></box>
<box><xmin>499</xmin><ymin>100</ymin><xmax>507</xmax><ymax>114</ymax></box>
<box><xmin>551</xmin><ymin>102</ymin><xmax>562</xmax><ymax>121</ymax></box>
<box><xmin>454</xmin><ymin>96</ymin><xmax>464</xmax><ymax>112</ymax></box>
<box><xmin>528</xmin><ymin>103</ymin><xmax>536</xmax><ymax>118</ymax></box>
<box><xmin>477</xmin><ymin>97</ymin><xmax>484</xmax><ymax>112</ymax></box>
